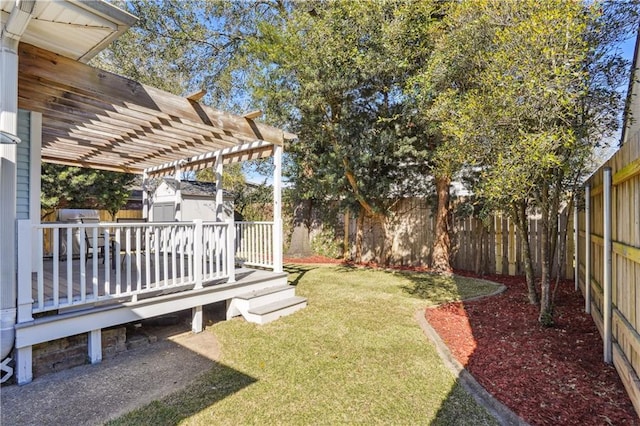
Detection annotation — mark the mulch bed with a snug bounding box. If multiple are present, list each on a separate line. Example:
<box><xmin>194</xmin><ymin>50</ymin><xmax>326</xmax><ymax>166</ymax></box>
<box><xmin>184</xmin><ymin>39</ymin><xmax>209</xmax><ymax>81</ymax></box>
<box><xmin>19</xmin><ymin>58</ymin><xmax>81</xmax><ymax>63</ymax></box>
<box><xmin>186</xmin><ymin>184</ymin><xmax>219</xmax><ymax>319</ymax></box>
<box><xmin>426</xmin><ymin>272</ymin><xmax>639</xmax><ymax>425</ymax></box>
<box><xmin>284</xmin><ymin>258</ymin><xmax>638</xmax><ymax>424</ymax></box>
<box><xmin>284</xmin><ymin>255</ymin><xmax>344</xmax><ymax>264</ymax></box>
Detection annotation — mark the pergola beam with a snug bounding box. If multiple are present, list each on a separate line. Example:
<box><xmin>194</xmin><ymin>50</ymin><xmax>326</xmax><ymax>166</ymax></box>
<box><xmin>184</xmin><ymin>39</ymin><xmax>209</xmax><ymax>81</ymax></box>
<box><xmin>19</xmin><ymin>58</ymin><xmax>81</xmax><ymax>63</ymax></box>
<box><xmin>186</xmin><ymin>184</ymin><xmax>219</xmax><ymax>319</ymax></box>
<box><xmin>243</xmin><ymin>110</ymin><xmax>262</xmax><ymax>120</ymax></box>
<box><xmin>145</xmin><ymin>140</ymin><xmax>274</xmax><ymax>176</ymax></box>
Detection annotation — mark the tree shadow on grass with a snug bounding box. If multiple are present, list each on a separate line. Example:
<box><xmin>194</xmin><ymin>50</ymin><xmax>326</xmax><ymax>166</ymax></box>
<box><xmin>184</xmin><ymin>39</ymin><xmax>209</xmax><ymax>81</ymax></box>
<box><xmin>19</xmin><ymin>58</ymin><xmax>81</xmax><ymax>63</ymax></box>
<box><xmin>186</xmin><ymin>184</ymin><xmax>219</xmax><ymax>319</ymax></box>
<box><xmin>430</xmin><ymin>380</ymin><xmax>500</xmax><ymax>426</ymax></box>
<box><xmin>401</xmin><ymin>272</ymin><xmax>502</xmax><ymax>305</ymax></box>
<box><xmin>284</xmin><ymin>263</ymin><xmax>318</xmax><ymax>286</ymax></box>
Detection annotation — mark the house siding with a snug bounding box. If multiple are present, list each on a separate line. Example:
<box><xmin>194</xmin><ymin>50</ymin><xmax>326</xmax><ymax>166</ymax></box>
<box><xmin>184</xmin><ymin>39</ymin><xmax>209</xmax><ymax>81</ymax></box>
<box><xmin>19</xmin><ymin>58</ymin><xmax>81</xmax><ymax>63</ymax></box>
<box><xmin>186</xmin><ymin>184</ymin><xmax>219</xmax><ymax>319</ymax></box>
<box><xmin>16</xmin><ymin>109</ymin><xmax>31</xmax><ymax>220</ymax></box>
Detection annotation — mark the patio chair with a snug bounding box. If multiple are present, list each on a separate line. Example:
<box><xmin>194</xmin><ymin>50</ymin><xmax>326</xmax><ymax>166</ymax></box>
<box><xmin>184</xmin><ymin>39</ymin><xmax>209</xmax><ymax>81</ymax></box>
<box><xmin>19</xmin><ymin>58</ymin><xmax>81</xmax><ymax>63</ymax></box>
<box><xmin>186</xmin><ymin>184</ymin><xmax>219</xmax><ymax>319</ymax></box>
<box><xmin>80</xmin><ymin>217</ymin><xmax>106</xmax><ymax>263</ymax></box>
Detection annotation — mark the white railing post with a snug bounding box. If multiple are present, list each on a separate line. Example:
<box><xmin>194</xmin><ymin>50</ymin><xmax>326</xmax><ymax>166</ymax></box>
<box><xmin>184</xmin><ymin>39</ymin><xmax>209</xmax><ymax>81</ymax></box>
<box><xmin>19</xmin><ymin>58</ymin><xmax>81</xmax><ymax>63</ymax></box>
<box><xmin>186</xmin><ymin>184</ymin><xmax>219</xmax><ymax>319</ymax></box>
<box><xmin>17</xmin><ymin>220</ymin><xmax>33</xmax><ymax>323</ymax></box>
<box><xmin>194</xmin><ymin>219</ymin><xmax>203</xmax><ymax>289</ymax></box>
<box><xmin>603</xmin><ymin>167</ymin><xmax>612</xmax><ymax>364</ymax></box>
<box><xmin>226</xmin><ymin>218</ymin><xmax>236</xmax><ymax>283</ymax></box>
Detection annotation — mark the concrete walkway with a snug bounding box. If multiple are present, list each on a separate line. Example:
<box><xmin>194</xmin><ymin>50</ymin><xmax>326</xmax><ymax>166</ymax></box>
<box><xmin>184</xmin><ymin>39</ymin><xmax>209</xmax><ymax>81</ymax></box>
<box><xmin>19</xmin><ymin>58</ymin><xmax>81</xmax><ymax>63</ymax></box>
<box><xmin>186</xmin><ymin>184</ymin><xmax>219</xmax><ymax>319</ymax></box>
<box><xmin>0</xmin><ymin>329</ymin><xmax>220</xmax><ymax>426</ymax></box>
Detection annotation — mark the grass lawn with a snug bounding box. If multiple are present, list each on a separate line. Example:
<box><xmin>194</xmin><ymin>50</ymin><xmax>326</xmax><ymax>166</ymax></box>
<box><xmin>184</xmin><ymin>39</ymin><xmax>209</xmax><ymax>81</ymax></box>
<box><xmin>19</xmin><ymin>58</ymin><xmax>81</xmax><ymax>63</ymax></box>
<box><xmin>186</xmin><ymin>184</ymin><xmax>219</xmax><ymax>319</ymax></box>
<box><xmin>109</xmin><ymin>265</ymin><xmax>501</xmax><ymax>425</ymax></box>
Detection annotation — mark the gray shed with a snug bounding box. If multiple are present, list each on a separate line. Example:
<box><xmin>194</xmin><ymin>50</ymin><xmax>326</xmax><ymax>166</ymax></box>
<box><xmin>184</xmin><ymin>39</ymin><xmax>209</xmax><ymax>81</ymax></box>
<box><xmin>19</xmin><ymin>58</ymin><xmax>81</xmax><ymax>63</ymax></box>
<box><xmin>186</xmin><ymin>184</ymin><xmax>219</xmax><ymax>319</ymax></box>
<box><xmin>150</xmin><ymin>179</ymin><xmax>233</xmax><ymax>222</ymax></box>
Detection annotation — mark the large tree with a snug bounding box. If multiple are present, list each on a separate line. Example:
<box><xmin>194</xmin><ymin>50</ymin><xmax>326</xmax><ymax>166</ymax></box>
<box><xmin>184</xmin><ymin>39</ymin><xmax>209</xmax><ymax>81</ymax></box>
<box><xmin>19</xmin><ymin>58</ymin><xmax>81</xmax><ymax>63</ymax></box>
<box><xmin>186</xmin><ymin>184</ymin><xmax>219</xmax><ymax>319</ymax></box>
<box><xmin>431</xmin><ymin>0</ymin><xmax>637</xmax><ymax>324</ymax></box>
<box><xmin>245</xmin><ymin>0</ymin><xmax>436</xmax><ymax>263</ymax></box>
<box><xmin>409</xmin><ymin>0</ymin><xmax>492</xmax><ymax>273</ymax></box>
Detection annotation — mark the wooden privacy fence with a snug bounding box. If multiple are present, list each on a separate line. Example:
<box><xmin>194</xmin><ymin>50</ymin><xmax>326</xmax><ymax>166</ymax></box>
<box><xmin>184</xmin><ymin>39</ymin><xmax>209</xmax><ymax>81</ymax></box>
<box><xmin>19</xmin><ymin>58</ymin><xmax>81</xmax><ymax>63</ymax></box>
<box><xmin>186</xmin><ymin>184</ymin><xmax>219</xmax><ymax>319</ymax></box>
<box><xmin>577</xmin><ymin>132</ymin><xmax>640</xmax><ymax>415</ymax></box>
<box><xmin>343</xmin><ymin>198</ymin><xmax>575</xmax><ymax>279</ymax></box>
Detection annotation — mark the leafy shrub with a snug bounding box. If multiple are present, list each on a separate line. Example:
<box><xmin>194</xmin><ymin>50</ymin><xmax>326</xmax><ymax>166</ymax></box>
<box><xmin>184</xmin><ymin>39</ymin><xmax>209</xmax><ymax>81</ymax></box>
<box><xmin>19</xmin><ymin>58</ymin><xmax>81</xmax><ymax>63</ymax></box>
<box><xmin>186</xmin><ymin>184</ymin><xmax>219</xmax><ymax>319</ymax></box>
<box><xmin>311</xmin><ymin>228</ymin><xmax>342</xmax><ymax>259</ymax></box>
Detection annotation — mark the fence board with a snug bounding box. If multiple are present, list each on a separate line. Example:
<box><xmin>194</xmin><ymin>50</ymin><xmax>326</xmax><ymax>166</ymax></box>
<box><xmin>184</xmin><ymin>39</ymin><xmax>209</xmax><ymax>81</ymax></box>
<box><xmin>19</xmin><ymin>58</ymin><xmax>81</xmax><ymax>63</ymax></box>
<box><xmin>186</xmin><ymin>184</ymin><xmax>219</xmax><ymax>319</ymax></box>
<box><xmin>578</xmin><ymin>126</ymin><xmax>640</xmax><ymax>416</ymax></box>
<box><xmin>340</xmin><ymin>199</ymin><xmax>573</xmax><ymax>278</ymax></box>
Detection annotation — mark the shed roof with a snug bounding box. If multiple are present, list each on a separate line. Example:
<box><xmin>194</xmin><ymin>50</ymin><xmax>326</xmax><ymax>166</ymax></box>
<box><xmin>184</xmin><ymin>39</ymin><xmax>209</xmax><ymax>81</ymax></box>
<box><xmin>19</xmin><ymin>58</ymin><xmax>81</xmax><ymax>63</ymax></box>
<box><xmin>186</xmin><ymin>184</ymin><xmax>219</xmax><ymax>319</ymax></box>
<box><xmin>163</xmin><ymin>179</ymin><xmax>219</xmax><ymax>197</ymax></box>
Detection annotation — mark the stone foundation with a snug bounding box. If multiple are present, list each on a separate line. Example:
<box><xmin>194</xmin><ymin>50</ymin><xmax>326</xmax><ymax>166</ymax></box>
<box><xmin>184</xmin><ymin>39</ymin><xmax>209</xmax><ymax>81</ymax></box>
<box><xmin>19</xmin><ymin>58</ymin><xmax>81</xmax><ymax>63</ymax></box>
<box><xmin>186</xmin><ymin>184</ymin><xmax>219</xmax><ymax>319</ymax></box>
<box><xmin>32</xmin><ymin>326</ymin><xmax>127</xmax><ymax>378</ymax></box>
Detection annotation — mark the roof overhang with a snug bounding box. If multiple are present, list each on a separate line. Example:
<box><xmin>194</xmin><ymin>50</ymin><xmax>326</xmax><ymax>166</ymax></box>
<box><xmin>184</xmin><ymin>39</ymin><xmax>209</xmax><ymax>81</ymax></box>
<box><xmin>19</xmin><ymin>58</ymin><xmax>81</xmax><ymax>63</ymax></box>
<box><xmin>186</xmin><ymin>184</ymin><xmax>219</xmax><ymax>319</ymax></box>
<box><xmin>17</xmin><ymin>42</ymin><xmax>296</xmax><ymax>175</ymax></box>
<box><xmin>1</xmin><ymin>0</ymin><xmax>137</xmax><ymax>62</ymax></box>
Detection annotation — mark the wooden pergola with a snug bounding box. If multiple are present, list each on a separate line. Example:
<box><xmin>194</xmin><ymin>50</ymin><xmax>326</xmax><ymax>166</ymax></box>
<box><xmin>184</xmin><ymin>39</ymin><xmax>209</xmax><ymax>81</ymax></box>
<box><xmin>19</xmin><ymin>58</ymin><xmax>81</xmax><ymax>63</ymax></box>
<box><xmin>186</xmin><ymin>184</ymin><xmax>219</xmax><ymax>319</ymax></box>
<box><xmin>17</xmin><ymin>42</ymin><xmax>295</xmax><ymax>175</ymax></box>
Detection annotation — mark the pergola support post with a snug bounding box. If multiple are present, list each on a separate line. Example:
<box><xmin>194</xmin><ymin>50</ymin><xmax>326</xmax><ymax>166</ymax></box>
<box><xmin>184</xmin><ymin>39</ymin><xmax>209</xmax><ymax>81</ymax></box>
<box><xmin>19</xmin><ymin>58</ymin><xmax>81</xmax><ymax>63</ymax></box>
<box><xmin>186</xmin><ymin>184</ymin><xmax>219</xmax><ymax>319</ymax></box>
<box><xmin>215</xmin><ymin>153</ymin><xmax>224</xmax><ymax>220</ymax></box>
<box><xmin>273</xmin><ymin>145</ymin><xmax>283</xmax><ymax>273</ymax></box>
<box><xmin>174</xmin><ymin>164</ymin><xmax>182</xmax><ymax>221</ymax></box>
<box><xmin>142</xmin><ymin>171</ymin><xmax>149</xmax><ymax>221</ymax></box>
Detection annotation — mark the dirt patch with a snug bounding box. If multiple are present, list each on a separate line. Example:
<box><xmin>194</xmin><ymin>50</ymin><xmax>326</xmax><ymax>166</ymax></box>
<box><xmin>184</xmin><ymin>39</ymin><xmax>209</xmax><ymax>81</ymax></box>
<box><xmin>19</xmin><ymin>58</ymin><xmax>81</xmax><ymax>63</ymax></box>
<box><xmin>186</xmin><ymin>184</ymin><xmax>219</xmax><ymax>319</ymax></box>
<box><xmin>426</xmin><ymin>272</ymin><xmax>639</xmax><ymax>425</ymax></box>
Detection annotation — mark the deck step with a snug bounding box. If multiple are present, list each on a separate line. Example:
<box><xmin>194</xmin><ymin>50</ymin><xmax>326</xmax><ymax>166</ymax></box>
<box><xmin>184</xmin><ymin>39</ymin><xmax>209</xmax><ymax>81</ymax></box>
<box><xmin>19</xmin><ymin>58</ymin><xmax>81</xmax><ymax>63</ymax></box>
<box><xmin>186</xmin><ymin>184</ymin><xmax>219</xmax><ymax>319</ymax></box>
<box><xmin>234</xmin><ymin>285</ymin><xmax>294</xmax><ymax>300</ymax></box>
<box><xmin>245</xmin><ymin>296</ymin><xmax>307</xmax><ymax>325</ymax></box>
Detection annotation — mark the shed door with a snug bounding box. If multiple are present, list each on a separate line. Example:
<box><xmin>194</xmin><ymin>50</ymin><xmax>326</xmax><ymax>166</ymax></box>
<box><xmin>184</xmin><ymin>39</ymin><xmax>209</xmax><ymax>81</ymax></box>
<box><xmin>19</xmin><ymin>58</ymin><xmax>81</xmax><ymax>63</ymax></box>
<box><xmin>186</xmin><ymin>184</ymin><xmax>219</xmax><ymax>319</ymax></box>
<box><xmin>152</xmin><ymin>203</ymin><xmax>174</xmax><ymax>222</ymax></box>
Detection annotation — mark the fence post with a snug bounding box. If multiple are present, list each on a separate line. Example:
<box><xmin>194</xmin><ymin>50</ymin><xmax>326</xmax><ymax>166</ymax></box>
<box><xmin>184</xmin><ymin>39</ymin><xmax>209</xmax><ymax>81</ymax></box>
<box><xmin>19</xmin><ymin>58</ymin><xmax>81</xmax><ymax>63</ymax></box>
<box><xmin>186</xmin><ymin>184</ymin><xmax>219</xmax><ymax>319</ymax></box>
<box><xmin>603</xmin><ymin>167</ymin><xmax>612</xmax><ymax>364</ymax></box>
<box><xmin>574</xmin><ymin>196</ymin><xmax>579</xmax><ymax>290</ymax></box>
<box><xmin>584</xmin><ymin>184</ymin><xmax>591</xmax><ymax>314</ymax></box>
<box><xmin>226</xmin><ymin>218</ymin><xmax>236</xmax><ymax>283</ymax></box>
<box><xmin>193</xmin><ymin>219</ymin><xmax>203</xmax><ymax>289</ymax></box>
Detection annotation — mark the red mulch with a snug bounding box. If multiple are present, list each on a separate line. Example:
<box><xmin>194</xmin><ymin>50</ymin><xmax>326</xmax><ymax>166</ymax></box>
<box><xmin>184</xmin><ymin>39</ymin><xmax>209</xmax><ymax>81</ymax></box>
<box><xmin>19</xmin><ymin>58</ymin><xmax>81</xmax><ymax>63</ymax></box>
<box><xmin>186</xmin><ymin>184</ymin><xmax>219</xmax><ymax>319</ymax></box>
<box><xmin>427</xmin><ymin>272</ymin><xmax>639</xmax><ymax>425</ymax></box>
<box><xmin>284</xmin><ymin>255</ymin><xmax>344</xmax><ymax>264</ymax></box>
<box><xmin>286</xmin><ymin>258</ymin><xmax>639</xmax><ymax>424</ymax></box>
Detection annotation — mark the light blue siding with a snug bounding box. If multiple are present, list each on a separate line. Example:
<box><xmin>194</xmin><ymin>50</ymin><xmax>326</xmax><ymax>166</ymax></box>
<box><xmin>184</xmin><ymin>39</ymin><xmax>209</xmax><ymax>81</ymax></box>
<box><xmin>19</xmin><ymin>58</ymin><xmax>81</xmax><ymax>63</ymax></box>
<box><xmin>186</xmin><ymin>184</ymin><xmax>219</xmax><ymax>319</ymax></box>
<box><xmin>16</xmin><ymin>110</ymin><xmax>30</xmax><ymax>220</ymax></box>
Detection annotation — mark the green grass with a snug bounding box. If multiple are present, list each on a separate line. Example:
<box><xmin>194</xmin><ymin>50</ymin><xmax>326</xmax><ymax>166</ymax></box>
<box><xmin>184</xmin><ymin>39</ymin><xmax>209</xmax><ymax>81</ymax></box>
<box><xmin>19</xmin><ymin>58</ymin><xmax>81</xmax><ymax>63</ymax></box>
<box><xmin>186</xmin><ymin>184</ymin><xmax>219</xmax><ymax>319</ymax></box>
<box><xmin>109</xmin><ymin>265</ymin><xmax>501</xmax><ymax>425</ymax></box>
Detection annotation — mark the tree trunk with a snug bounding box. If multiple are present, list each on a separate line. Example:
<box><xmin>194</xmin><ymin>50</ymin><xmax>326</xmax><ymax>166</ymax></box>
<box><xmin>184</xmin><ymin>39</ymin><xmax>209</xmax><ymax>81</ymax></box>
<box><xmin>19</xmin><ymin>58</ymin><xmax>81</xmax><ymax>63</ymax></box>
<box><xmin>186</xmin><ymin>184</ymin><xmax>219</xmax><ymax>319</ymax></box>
<box><xmin>548</xmin><ymin>175</ymin><xmax>563</xmax><ymax>303</ymax></box>
<box><xmin>512</xmin><ymin>201</ymin><xmax>538</xmax><ymax>305</ymax></box>
<box><xmin>431</xmin><ymin>175</ymin><xmax>452</xmax><ymax>274</ymax></box>
<box><xmin>539</xmin><ymin>186</ymin><xmax>553</xmax><ymax>326</ymax></box>
<box><xmin>355</xmin><ymin>208</ymin><xmax>365</xmax><ymax>263</ymax></box>
<box><xmin>286</xmin><ymin>199</ymin><xmax>314</xmax><ymax>257</ymax></box>
<box><xmin>343</xmin><ymin>210</ymin><xmax>351</xmax><ymax>261</ymax></box>
<box><xmin>553</xmin><ymin>206</ymin><xmax>569</xmax><ymax>300</ymax></box>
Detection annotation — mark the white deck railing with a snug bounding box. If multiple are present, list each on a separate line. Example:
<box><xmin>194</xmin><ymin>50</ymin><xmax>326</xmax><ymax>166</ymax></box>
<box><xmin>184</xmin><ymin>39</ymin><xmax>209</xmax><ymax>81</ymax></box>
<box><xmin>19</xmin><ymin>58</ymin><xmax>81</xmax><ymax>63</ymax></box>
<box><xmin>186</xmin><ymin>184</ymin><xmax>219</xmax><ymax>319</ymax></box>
<box><xmin>16</xmin><ymin>219</ymin><xmax>245</xmax><ymax>319</ymax></box>
<box><xmin>235</xmin><ymin>221</ymin><xmax>274</xmax><ymax>269</ymax></box>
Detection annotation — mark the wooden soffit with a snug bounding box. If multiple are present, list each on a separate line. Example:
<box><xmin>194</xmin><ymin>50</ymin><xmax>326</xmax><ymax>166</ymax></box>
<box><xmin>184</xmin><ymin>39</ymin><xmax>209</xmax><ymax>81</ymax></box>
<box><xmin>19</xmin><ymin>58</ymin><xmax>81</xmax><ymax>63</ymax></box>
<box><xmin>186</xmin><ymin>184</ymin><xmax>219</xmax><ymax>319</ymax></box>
<box><xmin>17</xmin><ymin>42</ymin><xmax>295</xmax><ymax>174</ymax></box>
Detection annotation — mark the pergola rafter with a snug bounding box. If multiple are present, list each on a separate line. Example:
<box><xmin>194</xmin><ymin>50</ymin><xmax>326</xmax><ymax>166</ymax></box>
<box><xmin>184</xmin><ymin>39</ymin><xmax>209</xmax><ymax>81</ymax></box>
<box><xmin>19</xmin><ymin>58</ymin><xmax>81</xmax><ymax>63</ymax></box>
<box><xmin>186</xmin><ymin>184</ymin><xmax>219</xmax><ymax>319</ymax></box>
<box><xmin>17</xmin><ymin>42</ymin><xmax>295</xmax><ymax>174</ymax></box>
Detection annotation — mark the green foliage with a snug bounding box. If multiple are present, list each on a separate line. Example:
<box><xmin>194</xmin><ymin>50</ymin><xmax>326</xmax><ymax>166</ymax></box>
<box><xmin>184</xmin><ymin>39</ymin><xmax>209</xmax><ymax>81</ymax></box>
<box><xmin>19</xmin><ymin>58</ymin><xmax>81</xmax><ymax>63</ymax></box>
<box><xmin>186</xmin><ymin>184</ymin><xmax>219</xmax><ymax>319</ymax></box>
<box><xmin>427</xmin><ymin>0</ymin><xmax>635</xmax><ymax>213</ymax></box>
<box><xmin>91</xmin><ymin>171</ymin><xmax>137</xmax><ymax>220</ymax></box>
<box><xmin>245</xmin><ymin>1</ymin><xmax>436</xmax><ymax>217</ymax></box>
<box><xmin>310</xmin><ymin>228</ymin><xmax>342</xmax><ymax>259</ymax></box>
<box><xmin>196</xmin><ymin>163</ymin><xmax>274</xmax><ymax>221</ymax></box>
<box><xmin>41</xmin><ymin>164</ymin><xmax>135</xmax><ymax>219</ymax></box>
<box><xmin>418</xmin><ymin>0</ymin><xmax>639</xmax><ymax>321</ymax></box>
<box><xmin>41</xmin><ymin>164</ymin><xmax>94</xmax><ymax>218</ymax></box>
<box><xmin>92</xmin><ymin>0</ymin><xmax>286</xmax><ymax>110</ymax></box>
